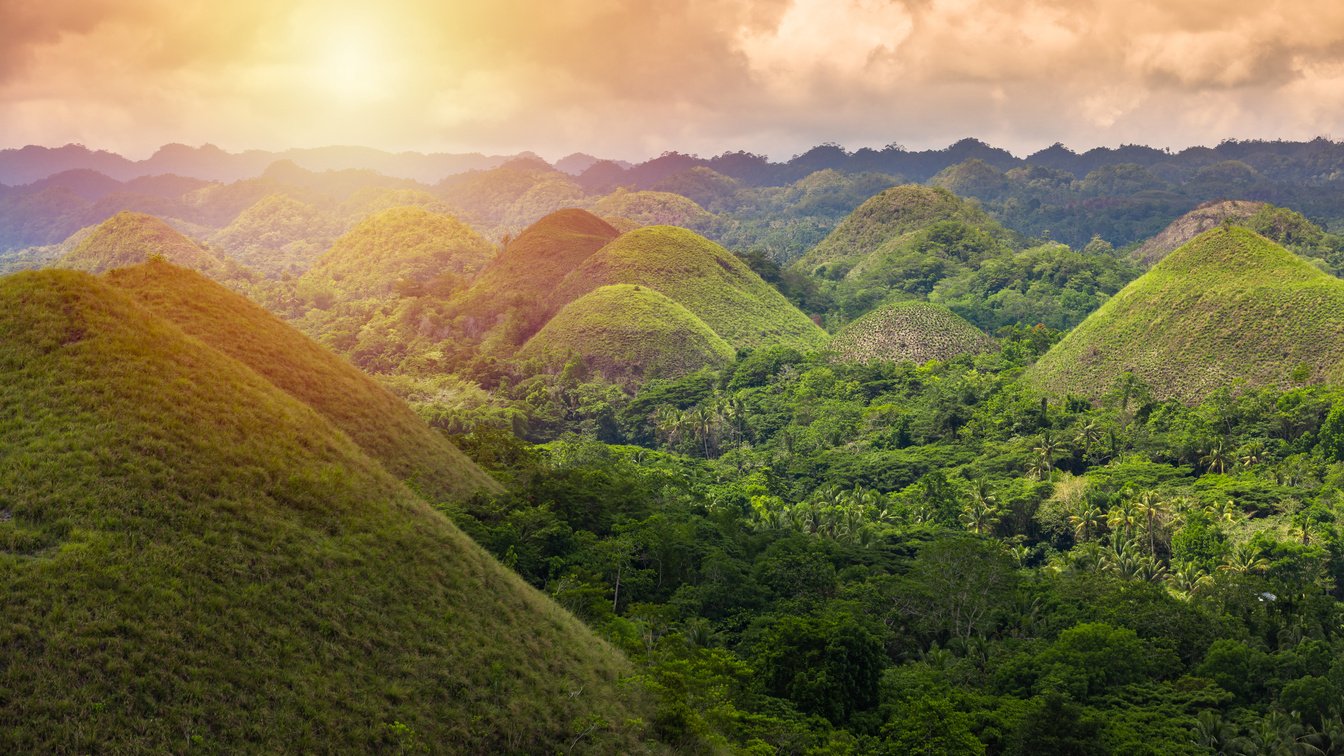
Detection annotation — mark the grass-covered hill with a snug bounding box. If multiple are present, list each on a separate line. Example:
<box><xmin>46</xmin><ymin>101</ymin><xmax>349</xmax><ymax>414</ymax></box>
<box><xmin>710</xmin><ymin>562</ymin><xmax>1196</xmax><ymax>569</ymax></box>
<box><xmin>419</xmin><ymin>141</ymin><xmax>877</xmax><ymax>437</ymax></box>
<box><xmin>448</xmin><ymin>209</ymin><xmax>621</xmax><ymax>350</ymax></box>
<box><xmin>828</xmin><ymin>301</ymin><xmax>995</xmax><ymax>365</ymax></box>
<box><xmin>302</xmin><ymin>206</ymin><xmax>495</xmax><ymax>298</ymax></box>
<box><xmin>1029</xmin><ymin>226</ymin><xmax>1344</xmax><ymax>402</ymax></box>
<box><xmin>1131</xmin><ymin>200</ymin><xmax>1268</xmax><ymax>265</ymax></box>
<box><xmin>552</xmin><ymin>225</ymin><xmax>829</xmax><ymax>352</ymax></box>
<box><xmin>590</xmin><ymin>188</ymin><xmax>715</xmax><ymax>231</ymax></box>
<box><xmin>0</xmin><ymin>269</ymin><xmax>651</xmax><ymax>753</ymax></box>
<box><xmin>209</xmin><ymin>193</ymin><xmax>343</xmax><ymax>276</ymax></box>
<box><xmin>519</xmin><ymin>283</ymin><xmax>735</xmax><ymax>380</ymax></box>
<box><xmin>57</xmin><ymin>211</ymin><xmax>232</xmax><ymax>277</ymax></box>
<box><xmin>104</xmin><ymin>259</ymin><xmax>499</xmax><ymax>500</ymax></box>
<box><xmin>792</xmin><ymin>185</ymin><xmax>1010</xmax><ymax>279</ymax></box>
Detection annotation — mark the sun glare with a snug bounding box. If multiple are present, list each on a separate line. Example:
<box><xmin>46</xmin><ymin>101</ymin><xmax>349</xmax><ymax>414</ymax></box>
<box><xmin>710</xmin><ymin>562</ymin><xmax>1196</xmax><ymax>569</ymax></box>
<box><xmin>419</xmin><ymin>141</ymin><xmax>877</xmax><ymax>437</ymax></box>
<box><xmin>305</xmin><ymin>19</ymin><xmax>394</xmax><ymax>103</ymax></box>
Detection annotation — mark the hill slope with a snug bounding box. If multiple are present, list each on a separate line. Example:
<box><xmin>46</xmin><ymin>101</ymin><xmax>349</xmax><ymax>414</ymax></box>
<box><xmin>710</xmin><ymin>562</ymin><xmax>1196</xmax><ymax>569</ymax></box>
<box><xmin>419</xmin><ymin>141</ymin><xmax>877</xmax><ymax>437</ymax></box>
<box><xmin>0</xmin><ymin>269</ymin><xmax>648</xmax><ymax>753</ymax></box>
<box><xmin>552</xmin><ymin>225</ymin><xmax>828</xmax><ymax>352</ymax></box>
<box><xmin>793</xmin><ymin>185</ymin><xmax>1007</xmax><ymax>278</ymax></box>
<box><xmin>1131</xmin><ymin>200</ymin><xmax>1267</xmax><ymax>266</ymax></box>
<box><xmin>829</xmin><ymin>301</ymin><xmax>995</xmax><ymax>364</ymax></box>
<box><xmin>303</xmin><ymin>206</ymin><xmax>495</xmax><ymax>297</ymax></box>
<box><xmin>104</xmin><ymin>259</ymin><xmax>499</xmax><ymax>499</ymax></box>
<box><xmin>448</xmin><ymin>209</ymin><xmax>621</xmax><ymax>350</ymax></box>
<box><xmin>1029</xmin><ymin>227</ymin><xmax>1344</xmax><ymax>402</ymax></box>
<box><xmin>57</xmin><ymin>211</ymin><xmax>231</xmax><ymax>276</ymax></box>
<box><xmin>519</xmin><ymin>284</ymin><xmax>735</xmax><ymax>379</ymax></box>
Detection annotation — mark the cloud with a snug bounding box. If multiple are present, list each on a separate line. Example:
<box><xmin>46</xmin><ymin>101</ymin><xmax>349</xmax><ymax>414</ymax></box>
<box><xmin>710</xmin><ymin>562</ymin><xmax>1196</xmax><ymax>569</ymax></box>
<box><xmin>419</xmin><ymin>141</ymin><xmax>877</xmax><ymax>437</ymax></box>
<box><xmin>3</xmin><ymin>0</ymin><xmax>1344</xmax><ymax>159</ymax></box>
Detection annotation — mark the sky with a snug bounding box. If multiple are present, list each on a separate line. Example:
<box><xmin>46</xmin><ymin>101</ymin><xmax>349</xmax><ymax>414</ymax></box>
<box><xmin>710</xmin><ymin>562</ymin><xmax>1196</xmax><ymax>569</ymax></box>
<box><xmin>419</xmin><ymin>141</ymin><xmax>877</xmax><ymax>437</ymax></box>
<box><xmin>4</xmin><ymin>0</ymin><xmax>1344</xmax><ymax>161</ymax></box>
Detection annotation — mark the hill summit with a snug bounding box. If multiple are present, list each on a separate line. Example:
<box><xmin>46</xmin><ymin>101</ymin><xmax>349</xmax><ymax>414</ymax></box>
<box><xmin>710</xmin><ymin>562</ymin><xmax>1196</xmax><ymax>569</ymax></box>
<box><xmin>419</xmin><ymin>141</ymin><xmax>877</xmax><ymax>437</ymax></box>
<box><xmin>1029</xmin><ymin>226</ymin><xmax>1344</xmax><ymax>402</ymax></box>
<box><xmin>828</xmin><ymin>301</ymin><xmax>995</xmax><ymax>365</ymax></box>
<box><xmin>58</xmin><ymin>211</ymin><xmax>231</xmax><ymax>276</ymax></box>
<box><xmin>0</xmin><ymin>268</ymin><xmax>648</xmax><ymax>752</ymax></box>
<box><xmin>551</xmin><ymin>225</ymin><xmax>828</xmax><ymax>353</ymax></box>
<box><xmin>519</xmin><ymin>283</ymin><xmax>736</xmax><ymax>379</ymax></box>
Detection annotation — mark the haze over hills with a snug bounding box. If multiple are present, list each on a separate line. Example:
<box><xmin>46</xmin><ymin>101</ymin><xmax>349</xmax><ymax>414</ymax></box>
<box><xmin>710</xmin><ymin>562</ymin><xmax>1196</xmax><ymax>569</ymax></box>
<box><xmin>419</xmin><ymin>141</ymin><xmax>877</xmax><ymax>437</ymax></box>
<box><xmin>1029</xmin><ymin>226</ymin><xmax>1344</xmax><ymax>402</ymax></box>
<box><xmin>0</xmin><ymin>269</ymin><xmax>648</xmax><ymax>752</ymax></box>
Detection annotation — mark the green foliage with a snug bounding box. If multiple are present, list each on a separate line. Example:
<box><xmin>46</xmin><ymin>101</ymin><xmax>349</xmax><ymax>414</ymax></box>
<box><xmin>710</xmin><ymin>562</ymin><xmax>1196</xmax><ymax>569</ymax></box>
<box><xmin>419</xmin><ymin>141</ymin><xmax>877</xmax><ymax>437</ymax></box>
<box><xmin>59</xmin><ymin>211</ymin><xmax>232</xmax><ymax>277</ymax></box>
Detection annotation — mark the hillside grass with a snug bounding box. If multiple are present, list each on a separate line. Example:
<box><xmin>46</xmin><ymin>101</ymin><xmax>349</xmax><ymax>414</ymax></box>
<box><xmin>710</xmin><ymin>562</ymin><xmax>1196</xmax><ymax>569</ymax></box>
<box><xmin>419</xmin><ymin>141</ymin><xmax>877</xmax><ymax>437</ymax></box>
<box><xmin>58</xmin><ymin>211</ymin><xmax>231</xmax><ymax>277</ymax></box>
<box><xmin>105</xmin><ymin>259</ymin><xmax>500</xmax><ymax>499</ymax></box>
<box><xmin>828</xmin><ymin>301</ymin><xmax>995</xmax><ymax>364</ymax></box>
<box><xmin>553</xmin><ymin>225</ymin><xmax>828</xmax><ymax>352</ymax></box>
<box><xmin>0</xmin><ymin>269</ymin><xmax>651</xmax><ymax>753</ymax></box>
<box><xmin>519</xmin><ymin>283</ymin><xmax>735</xmax><ymax>380</ymax></box>
<box><xmin>793</xmin><ymin>185</ymin><xmax>1003</xmax><ymax>276</ymax></box>
<box><xmin>448</xmin><ymin>209</ymin><xmax>620</xmax><ymax>351</ymax></box>
<box><xmin>1029</xmin><ymin>227</ymin><xmax>1344</xmax><ymax>402</ymax></box>
<box><xmin>303</xmin><ymin>205</ymin><xmax>495</xmax><ymax>297</ymax></box>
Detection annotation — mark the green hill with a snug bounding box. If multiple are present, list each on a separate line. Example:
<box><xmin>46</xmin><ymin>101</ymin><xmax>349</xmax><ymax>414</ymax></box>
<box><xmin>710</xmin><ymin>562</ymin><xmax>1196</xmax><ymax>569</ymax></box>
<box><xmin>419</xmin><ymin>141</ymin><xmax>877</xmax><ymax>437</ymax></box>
<box><xmin>793</xmin><ymin>185</ymin><xmax>1009</xmax><ymax>279</ymax></box>
<box><xmin>552</xmin><ymin>225</ymin><xmax>828</xmax><ymax>352</ymax></box>
<box><xmin>519</xmin><ymin>284</ymin><xmax>735</xmax><ymax>380</ymax></box>
<box><xmin>209</xmin><ymin>193</ymin><xmax>342</xmax><ymax>276</ymax></box>
<box><xmin>58</xmin><ymin>211</ymin><xmax>231</xmax><ymax>276</ymax></box>
<box><xmin>1028</xmin><ymin>227</ymin><xmax>1344</xmax><ymax>402</ymax></box>
<box><xmin>448</xmin><ymin>209</ymin><xmax>621</xmax><ymax>350</ymax></box>
<box><xmin>828</xmin><ymin>301</ymin><xmax>995</xmax><ymax>364</ymax></box>
<box><xmin>590</xmin><ymin>189</ymin><xmax>715</xmax><ymax>230</ymax></box>
<box><xmin>1131</xmin><ymin>200</ymin><xmax>1267</xmax><ymax>266</ymax></box>
<box><xmin>303</xmin><ymin>206</ymin><xmax>495</xmax><ymax>297</ymax></box>
<box><xmin>0</xmin><ymin>269</ymin><xmax>650</xmax><ymax>753</ymax></box>
<box><xmin>104</xmin><ymin>259</ymin><xmax>499</xmax><ymax>500</ymax></box>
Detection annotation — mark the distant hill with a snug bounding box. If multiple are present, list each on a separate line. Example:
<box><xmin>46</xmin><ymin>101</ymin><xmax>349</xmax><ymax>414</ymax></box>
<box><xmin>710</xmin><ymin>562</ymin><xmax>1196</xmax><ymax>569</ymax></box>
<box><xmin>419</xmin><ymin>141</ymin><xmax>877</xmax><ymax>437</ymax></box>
<box><xmin>552</xmin><ymin>225</ymin><xmax>828</xmax><ymax>352</ymax></box>
<box><xmin>829</xmin><ymin>301</ymin><xmax>995</xmax><ymax>364</ymax></box>
<box><xmin>590</xmin><ymin>189</ymin><xmax>715</xmax><ymax>230</ymax></box>
<box><xmin>209</xmin><ymin>194</ymin><xmax>343</xmax><ymax>276</ymax></box>
<box><xmin>1028</xmin><ymin>227</ymin><xmax>1344</xmax><ymax>402</ymax></box>
<box><xmin>0</xmin><ymin>269</ymin><xmax>649</xmax><ymax>752</ymax></box>
<box><xmin>57</xmin><ymin>211</ymin><xmax>232</xmax><ymax>276</ymax></box>
<box><xmin>104</xmin><ymin>259</ymin><xmax>499</xmax><ymax>500</ymax></box>
<box><xmin>519</xmin><ymin>283</ymin><xmax>735</xmax><ymax>380</ymax></box>
<box><xmin>793</xmin><ymin>185</ymin><xmax>1013</xmax><ymax>281</ymax></box>
<box><xmin>448</xmin><ymin>209</ymin><xmax>620</xmax><ymax>350</ymax></box>
<box><xmin>1132</xmin><ymin>200</ymin><xmax>1268</xmax><ymax>265</ymax></box>
<box><xmin>303</xmin><ymin>206</ymin><xmax>495</xmax><ymax>297</ymax></box>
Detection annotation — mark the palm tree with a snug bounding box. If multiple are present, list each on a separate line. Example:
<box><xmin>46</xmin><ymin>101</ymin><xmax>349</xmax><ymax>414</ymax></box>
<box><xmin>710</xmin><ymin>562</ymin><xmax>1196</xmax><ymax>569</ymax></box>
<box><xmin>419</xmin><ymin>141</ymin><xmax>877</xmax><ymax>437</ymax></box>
<box><xmin>1238</xmin><ymin>441</ymin><xmax>1266</xmax><ymax>468</ymax></box>
<box><xmin>1201</xmin><ymin>442</ymin><xmax>1230</xmax><ymax>474</ymax></box>
<box><xmin>1031</xmin><ymin>431</ymin><xmax>1067</xmax><ymax>479</ymax></box>
<box><xmin>1191</xmin><ymin>710</ymin><xmax>1242</xmax><ymax>756</ymax></box>
<box><xmin>1207</xmin><ymin>499</ymin><xmax>1244</xmax><ymax>525</ymax></box>
<box><xmin>1133</xmin><ymin>490</ymin><xmax>1168</xmax><ymax>555</ymax></box>
<box><xmin>1067</xmin><ymin>502</ymin><xmax>1105</xmax><ymax>542</ymax></box>
<box><xmin>1168</xmin><ymin>563</ymin><xmax>1213</xmax><ymax>598</ymax></box>
<box><xmin>1220</xmin><ymin>543</ymin><xmax>1270</xmax><ymax>575</ymax></box>
<box><xmin>1073</xmin><ymin>420</ymin><xmax>1103</xmax><ymax>463</ymax></box>
<box><xmin>1106</xmin><ymin>499</ymin><xmax>1140</xmax><ymax>546</ymax></box>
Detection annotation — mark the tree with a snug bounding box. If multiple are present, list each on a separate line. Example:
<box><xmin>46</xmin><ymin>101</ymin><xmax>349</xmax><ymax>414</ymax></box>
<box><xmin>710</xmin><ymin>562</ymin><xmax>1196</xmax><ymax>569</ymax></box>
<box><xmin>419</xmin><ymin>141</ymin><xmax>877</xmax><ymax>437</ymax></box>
<box><xmin>754</xmin><ymin>611</ymin><xmax>883</xmax><ymax>724</ymax></box>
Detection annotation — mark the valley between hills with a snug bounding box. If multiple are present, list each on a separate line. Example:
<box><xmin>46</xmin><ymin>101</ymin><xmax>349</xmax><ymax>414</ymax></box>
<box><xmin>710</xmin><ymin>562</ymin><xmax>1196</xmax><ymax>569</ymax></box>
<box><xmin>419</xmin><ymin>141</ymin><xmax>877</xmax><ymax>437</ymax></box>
<box><xmin>4</xmin><ymin>140</ymin><xmax>1344</xmax><ymax>753</ymax></box>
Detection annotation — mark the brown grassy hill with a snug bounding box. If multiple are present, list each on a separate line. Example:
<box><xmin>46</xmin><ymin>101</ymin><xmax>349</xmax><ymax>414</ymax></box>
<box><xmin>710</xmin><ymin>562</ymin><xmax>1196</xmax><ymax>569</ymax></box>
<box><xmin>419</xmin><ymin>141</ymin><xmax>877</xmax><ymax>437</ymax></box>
<box><xmin>1131</xmin><ymin>200</ymin><xmax>1267</xmax><ymax>266</ymax></box>
<box><xmin>448</xmin><ymin>209</ymin><xmax>620</xmax><ymax>350</ymax></box>
<box><xmin>105</xmin><ymin>259</ymin><xmax>500</xmax><ymax>500</ymax></box>
<box><xmin>0</xmin><ymin>269</ymin><xmax>651</xmax><ymax>753</ymax></box>
<box><xmin>828</xmin><ymin>301</ymin><xmax>995</xmax><ymax>364</ymax></box>
<box><xmin>58</xmin><ymin>211</ymin><xmax>231</xmax><ymax>276</ymax></box>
